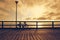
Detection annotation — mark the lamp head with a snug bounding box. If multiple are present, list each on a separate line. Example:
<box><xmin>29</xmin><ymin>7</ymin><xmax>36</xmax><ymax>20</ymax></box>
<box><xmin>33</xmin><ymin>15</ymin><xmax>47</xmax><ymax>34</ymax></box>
<box><xmin>15</xmin><ymin>0</ymin><xmax>18</xmax><ymax>3</ymax></box>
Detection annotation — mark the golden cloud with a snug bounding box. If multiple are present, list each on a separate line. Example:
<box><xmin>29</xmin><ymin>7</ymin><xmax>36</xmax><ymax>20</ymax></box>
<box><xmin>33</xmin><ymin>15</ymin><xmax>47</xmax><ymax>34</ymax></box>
<box><xmin>0</xmin><ymin>0</ymin><xmax>60</xmax><ymax>21</ymax></box>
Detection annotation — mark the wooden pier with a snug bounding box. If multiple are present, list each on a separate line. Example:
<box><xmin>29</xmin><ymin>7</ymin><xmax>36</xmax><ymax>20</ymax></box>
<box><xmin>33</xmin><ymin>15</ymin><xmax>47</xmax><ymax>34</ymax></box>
<box><xmin>0</xmin><ymin>29</ymin><xmax>60</xmax><ymax>40</ymax></box>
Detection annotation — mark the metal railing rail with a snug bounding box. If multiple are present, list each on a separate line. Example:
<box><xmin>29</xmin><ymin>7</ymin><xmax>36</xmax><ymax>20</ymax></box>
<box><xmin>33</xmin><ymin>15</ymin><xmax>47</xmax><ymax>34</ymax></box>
<box><xmin>0</xmin><ymin>21</ymin><xmax>60</xmax><ymax>29</ymax></box>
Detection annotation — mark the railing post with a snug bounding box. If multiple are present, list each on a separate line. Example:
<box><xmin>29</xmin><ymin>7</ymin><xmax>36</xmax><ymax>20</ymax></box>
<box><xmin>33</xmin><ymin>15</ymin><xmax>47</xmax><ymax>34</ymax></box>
<box><xmin>16</xmin><ymin>21</ymin><xmax>17</xmax><ymax>28</ymax></box>
<box><xmin>36</xmin><ymin>21</ymin><xmax>38</xmax><ymax>29</ymax></box>
<box><xmin>52</xmin><ymin>21</ymin><xmax>54</xmax><ymax>29</ymax></box>
<box><xmin>2</xmin><ymin>21</ymin><xmax>4</xmax><ymax>28</ymax></box>
<box><xmin>19</xmin><ymin>22</ymin><xmax>21</xmax><ymax>28</ymax></box>
<box><xmin>24</xmin><ymin>21</ymin><xmax>26</xmax><ymax>28</ymax></box>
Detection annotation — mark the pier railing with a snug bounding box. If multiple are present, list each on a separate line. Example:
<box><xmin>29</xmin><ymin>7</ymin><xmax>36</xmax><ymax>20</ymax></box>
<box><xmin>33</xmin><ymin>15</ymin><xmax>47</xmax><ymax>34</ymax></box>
<box><xmin>0</xmin><ymin>21</ymin><xmax>60</xmax><ymax>29</ymax></box>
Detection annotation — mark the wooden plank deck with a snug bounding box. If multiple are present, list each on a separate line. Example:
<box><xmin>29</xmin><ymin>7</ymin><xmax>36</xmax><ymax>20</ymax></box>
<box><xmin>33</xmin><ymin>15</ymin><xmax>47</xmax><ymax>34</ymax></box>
<box><xmin>0</xmin><ymin>29</ymin><xmax>60</xmax><ymax>40</ymax></box>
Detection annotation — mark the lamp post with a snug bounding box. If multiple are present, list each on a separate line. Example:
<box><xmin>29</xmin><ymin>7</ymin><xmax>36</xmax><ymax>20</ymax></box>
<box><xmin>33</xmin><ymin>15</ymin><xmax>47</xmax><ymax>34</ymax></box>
<box><xmin>15</xmin><ymin>0</ymin><xmax>18</xmax><ymax>28</ymax></box>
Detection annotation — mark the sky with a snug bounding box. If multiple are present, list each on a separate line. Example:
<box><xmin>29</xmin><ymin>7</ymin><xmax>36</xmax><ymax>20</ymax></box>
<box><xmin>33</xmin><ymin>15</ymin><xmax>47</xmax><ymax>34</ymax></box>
<box><xmin>0</xmin><ymin>0</ymin><xmax>60</xmax><ymax>21</ymax></box>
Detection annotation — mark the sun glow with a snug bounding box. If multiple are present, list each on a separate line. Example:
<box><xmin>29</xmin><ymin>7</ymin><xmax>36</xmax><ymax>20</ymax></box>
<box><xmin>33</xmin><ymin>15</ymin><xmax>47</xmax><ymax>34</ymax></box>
<box><xmin>19</xmin><ymin>5</ymin><xmax>48</xmax><ymax>20</ymax></box>
<box><xmin>30</xmin><ymin>5</ymin><xmax>48</xmax><ymax>18</ymax></box>
<box><xmin>38</xmin><ymin>23</ymin><xmax>44</xmax><ymax>28</ymax></box>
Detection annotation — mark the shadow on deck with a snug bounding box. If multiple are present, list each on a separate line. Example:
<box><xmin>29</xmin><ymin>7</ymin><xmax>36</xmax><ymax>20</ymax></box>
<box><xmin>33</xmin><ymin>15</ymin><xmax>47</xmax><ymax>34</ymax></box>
<box><xmin>0</xmin><ymin>29</ymin><xmax>60</xmax><ymax>40</ymax></box>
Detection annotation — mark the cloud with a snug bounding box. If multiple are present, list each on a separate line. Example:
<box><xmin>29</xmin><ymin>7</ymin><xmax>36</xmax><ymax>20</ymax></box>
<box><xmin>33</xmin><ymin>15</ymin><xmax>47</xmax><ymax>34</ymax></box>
<box><xmin>0</xmin><ymin>0</ymin><xmax>60</xmax><ymax>21</ymax></box>
<box><xmin>0</xmin><ymin>8</ymin><xmax>9</xmax><ymax>13</ymax></box>
<box><xmin>0</xmin><ymin>0</ymin><xmax>5</xmax><ymax>2</ymax></box>
<box><xmin>37</xmin><ymin>17</ymin><xmax>47</xmax><ymax>20</ymax></box>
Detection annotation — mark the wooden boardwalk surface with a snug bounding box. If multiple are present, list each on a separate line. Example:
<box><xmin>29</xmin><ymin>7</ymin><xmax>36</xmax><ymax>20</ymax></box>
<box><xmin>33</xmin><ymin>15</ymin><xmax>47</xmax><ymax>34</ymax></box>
<box><xmin>0</xmin><ymin>29</ymin><xmax>60</xmax><ymax>40</ymax></box>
